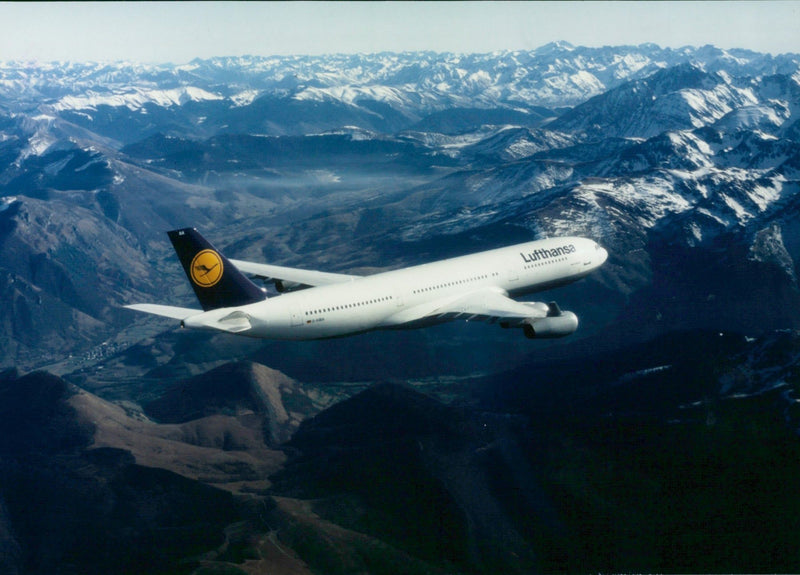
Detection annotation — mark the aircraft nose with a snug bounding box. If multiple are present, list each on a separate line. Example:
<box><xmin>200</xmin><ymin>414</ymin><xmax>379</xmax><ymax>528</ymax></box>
<box><xmin>596</xmin><ymin>244</ymin><xmax>608</xmax><ymax>266</ymax></box>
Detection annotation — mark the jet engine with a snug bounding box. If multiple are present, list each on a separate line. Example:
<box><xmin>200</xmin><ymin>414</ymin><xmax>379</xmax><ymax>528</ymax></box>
<box><xmin>522</xmin><ymin>302</ymin><xmax>578</xmax><ymax>339</ymax></box>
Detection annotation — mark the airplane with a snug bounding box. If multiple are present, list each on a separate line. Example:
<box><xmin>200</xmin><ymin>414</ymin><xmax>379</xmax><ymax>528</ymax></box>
<box><xmin>125</xmin><ymin>228</ymin><xmax>608</xmax><ymax>340</ymax></box>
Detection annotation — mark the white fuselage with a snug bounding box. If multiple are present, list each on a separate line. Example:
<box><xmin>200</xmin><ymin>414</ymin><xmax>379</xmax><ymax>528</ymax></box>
<box><xmin>182</xmin><ymin>236</ymin><xmax>608</xmax><ymax>340</ymax></box>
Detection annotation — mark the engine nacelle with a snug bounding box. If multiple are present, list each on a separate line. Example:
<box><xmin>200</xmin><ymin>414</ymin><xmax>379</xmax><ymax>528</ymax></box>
<box><xmin>274</xmin><ymin>279</ymin><xmax>308</xmax><ymax>293</ymax></box>
<box><xmin>522</xmin><ymin>311</ymin><xmax>579</xmax><ymax>339</ymax></box>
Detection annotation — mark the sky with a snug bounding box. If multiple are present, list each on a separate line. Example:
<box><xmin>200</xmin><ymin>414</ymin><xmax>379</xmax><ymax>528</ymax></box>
<box><xmin>0</xmin><ymin>1</ymin><xmax>798</xmax><ymax>63</ymax></box>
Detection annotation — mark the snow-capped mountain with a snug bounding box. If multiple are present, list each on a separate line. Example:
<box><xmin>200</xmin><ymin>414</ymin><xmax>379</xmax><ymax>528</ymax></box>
<box><xmin>1</xmin><ymin>44</ymin><xmax>797</xmax><ymax>130</ymax></box>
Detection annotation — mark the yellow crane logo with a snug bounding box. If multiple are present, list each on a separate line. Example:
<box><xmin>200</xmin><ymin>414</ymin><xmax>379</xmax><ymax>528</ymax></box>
<box><xmin>190</xmin><ymin>250</ymin><xmax>224</xmax><ymax>287</ymax></box>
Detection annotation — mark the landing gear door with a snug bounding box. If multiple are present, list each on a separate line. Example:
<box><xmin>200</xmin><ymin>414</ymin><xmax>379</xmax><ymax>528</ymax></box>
<box><xmin>289</xmin><ymin>305</ymin><xmax>303</xmax><ymax>327</ymax></box>
<box><xmin>506</xmin><ymin>255</ymin><xmax>519</xmax><ymax>282</ymax></box>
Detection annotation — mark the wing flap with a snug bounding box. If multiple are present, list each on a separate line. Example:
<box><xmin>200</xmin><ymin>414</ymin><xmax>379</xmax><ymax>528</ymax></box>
<box><xmin>436</xmin><ymin>288</ymin><xmax>550</xmax><ymax>325</ymax></box>
<box><xmin>383</xmin><ymin>288</ymin><xmax>550</xmax><ymax>328</ymax></box>
<box><xmin>229</xmin><ymin>259</ymin><xmax>359</xmax><ymax>288</ymax></box>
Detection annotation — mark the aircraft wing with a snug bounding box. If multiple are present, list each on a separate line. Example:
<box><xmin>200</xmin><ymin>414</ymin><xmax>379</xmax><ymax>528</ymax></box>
<box><xmin>386</xmin><ymin>287</ymin><xmax>549</xmax><ymax>327</ymax></box>
<box><xmin>229</xmin><ymin>259</ymin><xmax>359</xmax><ymax>289</ymax></box>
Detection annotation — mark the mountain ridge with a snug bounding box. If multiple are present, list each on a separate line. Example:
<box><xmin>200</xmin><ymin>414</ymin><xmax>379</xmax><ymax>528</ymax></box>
<box><xmin>0</xmin><ymin>42</ymin><xmax>798</xmax><ymax>373</ymax></box>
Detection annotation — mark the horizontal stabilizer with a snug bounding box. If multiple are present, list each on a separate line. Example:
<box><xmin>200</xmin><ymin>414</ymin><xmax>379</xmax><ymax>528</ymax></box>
<box><xmin>124</xmin><ymin>303</ymin><xmax>201</xmax><ymax>320</ymax></box>
<box><xmin>126</xmin><ymin>304</ymin><xmax>253</xmax><ymax>334</ymax></box>
<box><xmin>216</xmin><ymin>310</ymin><xmax>252</xmax><ymax>333</ymax></box>
<box><xmin>181</xmin><ymin>308</ymin><xmax>254</xmax><ymax>334</ymax></box>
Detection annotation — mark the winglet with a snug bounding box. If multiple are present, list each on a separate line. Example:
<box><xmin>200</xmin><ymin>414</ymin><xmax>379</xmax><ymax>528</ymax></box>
<box><xmin>168</xmin><ymin>228</ymin><xmax>267</xmax><ymax>311</ymax></box>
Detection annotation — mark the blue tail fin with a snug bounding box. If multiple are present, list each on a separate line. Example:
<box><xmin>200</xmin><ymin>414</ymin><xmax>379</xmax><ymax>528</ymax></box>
<box><xmin>167</xmin><ymin>228</ymin><xmax>267</xmax><ymax>311</ymax></box>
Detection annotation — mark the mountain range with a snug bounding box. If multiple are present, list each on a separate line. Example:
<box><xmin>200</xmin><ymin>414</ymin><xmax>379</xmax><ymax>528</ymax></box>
<box><xmin>1</xmin><ymin>42</ymin><xmax>800</xmax><ymax>573</ymax></box>
<box><xmin>0</xmin><ymin>43</ymin><xmax>799</xmax><ymax>368</ymax></box>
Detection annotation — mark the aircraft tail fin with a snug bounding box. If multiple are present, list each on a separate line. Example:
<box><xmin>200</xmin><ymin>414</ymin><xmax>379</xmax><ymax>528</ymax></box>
<box><xmin>168</xmin><ymin>228</ymin><xmax>267</xmax><ymax>311</ymax></box>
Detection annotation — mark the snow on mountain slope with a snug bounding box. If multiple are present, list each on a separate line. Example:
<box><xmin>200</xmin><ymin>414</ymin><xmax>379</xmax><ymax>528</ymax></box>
<box><xmin>551</xmin><ymin>64</ymin><xmax>762</xmax><ymax>139</ymax></box>
<box><xmin>52</xmin><ymin>86</ymin><xmax>223</xmax><ymax>112</ymax></box>
<box><xmin>2</xmin><ymin>45</ymin><xmax>796</xmax><ymax>117</ymax></box>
